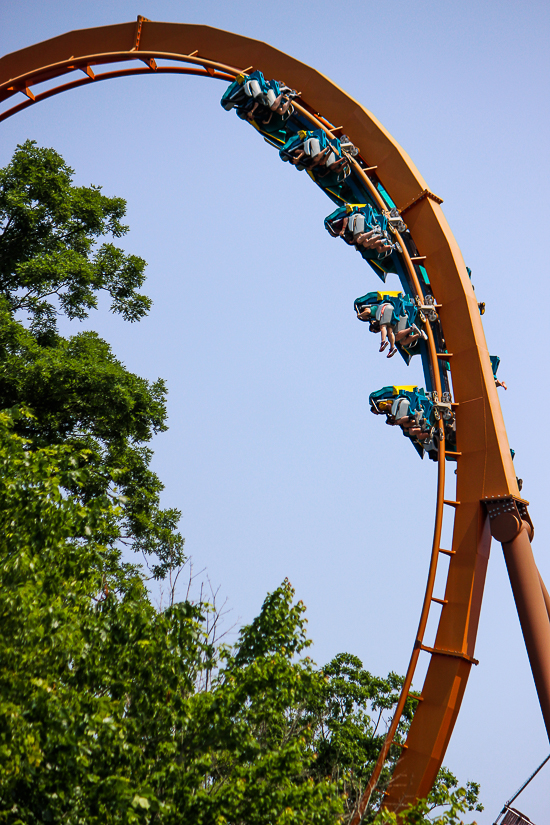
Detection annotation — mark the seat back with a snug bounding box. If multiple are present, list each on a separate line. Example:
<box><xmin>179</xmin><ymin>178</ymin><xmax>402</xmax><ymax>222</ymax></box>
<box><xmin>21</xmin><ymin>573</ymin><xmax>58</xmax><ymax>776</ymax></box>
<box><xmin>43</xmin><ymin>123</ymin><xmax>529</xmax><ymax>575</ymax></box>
<box><xmin>348</xmin><ymin>212</ymin><xmax>365</xmax><ymax>236</ymax></box>
<box><xmin>244</xmin><ymin>78</ymin><xmax>262</xmax><ymax>98</ymax></box>
<box><xmin>395</xmin><ymin>314</ymin><xmax>409</xmax><ymax>333</ymax></box>
<box><xmin>392</xmin><ymin>397</ymin><xmax>410</xmax><ymax>420</ymax></box>
<box><xmin>264</xmin><ymin>88</ymin><xmax>278</xmax><ymax>108</ymax></box>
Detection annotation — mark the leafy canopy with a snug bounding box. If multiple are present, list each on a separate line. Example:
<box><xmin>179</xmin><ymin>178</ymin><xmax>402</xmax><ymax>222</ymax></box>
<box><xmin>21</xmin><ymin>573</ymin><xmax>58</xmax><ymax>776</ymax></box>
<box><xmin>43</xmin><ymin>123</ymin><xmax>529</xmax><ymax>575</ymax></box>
<box><xmin>0</xmin><ymin>141</ymin><xmax>183</xmax><ymax>578</ymax></box>
<box><xmin>0</xmin><ymin>416</ymin><xmax>482</xmax><ymax>823</ymax></box>
<box><xmin>0</xmin><ymin>139</ymin><xmax>150</xmax><ymax>338</ymax></box>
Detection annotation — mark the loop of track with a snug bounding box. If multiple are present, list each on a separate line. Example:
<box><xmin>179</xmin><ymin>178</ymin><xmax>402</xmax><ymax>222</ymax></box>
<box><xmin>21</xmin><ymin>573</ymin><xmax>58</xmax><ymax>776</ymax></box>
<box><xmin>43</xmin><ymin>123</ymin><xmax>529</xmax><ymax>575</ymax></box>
<box><xmin>0</xmin><ymin>22</ymin><xmax>521</xmax><ymax>817</ymax></box>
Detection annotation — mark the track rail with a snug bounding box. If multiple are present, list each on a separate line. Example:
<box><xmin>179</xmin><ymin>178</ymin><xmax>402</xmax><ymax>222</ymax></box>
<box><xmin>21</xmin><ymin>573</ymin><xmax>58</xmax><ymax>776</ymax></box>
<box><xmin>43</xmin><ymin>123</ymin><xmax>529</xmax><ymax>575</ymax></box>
<box><xmin>0</xmin><ymin>20</ymin><xmax>525</xmax><ymax>816</ymax></box>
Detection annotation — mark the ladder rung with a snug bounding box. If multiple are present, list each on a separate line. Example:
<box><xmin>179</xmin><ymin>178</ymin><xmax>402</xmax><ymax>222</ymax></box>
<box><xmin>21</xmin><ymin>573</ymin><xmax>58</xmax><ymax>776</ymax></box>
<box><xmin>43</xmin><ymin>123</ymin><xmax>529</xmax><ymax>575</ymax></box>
<box><xmin>437</xmin><ymin>352</ymin><xmax>453</xmax><ymax>358</ymax></box>
<box><xmin>439</xmin><ymin>547</ymin><xmax>456</xmax><ymax>556</ymax></box>
<box><xmin>420</xmin><ymin>644</ymin><xmax>479</xmax><ymax>665</ymax></box>
<box><xmin>410</xmin><ymin>256</ymin><xmax>426</xmax><ymax>262</ymax></box>
<box><xmin>444</xmin><ymin>499</ymin><xmax>460</xmax><ymax>508</ymax></box>
<box><xmin>408</xmin><ymin>691</ymin><xmax>423</xmax><ymax>701</ymax></box>
<box><xmin>445</xmin><ymin>450</ymin><xmax>462</xmax><ymax>457</ymax></box>
<box><xmin>431</xmin><ymin>596</ymin><xmax>448</xmax><ymax>605</ymax></box>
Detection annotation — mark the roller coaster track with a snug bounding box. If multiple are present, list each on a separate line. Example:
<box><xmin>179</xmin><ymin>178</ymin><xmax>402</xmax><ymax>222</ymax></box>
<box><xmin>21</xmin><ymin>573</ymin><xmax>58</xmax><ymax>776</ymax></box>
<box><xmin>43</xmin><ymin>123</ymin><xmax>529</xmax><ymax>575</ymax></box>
<box><xmin>2</xmin><ymin>19</ymin><xmax>550</xmax><ymax>820</ymax></box>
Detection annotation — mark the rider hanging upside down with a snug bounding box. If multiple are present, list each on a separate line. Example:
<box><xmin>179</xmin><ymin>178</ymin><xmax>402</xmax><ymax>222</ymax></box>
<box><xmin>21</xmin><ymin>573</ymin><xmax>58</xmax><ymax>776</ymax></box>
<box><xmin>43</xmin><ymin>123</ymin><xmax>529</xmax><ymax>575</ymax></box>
<box><xmin>490</xmin><ymin>355</ymin><xmax>508</xmax><ymax>390</ymax></box>
<box><xmin>369</xmin><ymin>386</ymin><xmax>447</xmax><ymax>459</ymax></box>
<box><xmin>355</xmin><ymin>292</ymin><xmax>427</xmax><ymax>358</ymax></box>
<box><xmin>279</xmin><ymin>130</ymin><xmax>355</xmax><ymax>185</ymax></box>
<box><xmin>325</xmin><ymin>203</ymin><xmax>397</xmax><ymax>263</ymax></box>
<box><xmin>377</xmin><ymin>396</ymin><xmax>437</xmax><ymax>446</ymax></box>
<box><xmin>220</xmin><ymin>70</ymin><xmax>298</xmax><ymax>125</ymax></box>
<box><xmin>357</xmin><ymin>303</ymin><xmax>426</xmax><ymax>358</ymax></box>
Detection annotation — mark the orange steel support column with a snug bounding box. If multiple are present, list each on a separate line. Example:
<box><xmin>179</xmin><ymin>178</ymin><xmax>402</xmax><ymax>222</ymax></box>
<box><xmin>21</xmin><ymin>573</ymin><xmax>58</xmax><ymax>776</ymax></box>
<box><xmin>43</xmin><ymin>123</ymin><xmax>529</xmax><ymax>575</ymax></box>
<box><xmin>538</xmin><ymin>572</ymin><xmax>550</xmax><ymax>623</ymax></box>
<box><xmin>503</xmin><ymin>530</ymin><xmax>550</xmax><ymax>740</ymax></box>
<box><xmin>489</xmin><ymin>509</ymin><xmax>550</xmax><ymax>741</ymax></box>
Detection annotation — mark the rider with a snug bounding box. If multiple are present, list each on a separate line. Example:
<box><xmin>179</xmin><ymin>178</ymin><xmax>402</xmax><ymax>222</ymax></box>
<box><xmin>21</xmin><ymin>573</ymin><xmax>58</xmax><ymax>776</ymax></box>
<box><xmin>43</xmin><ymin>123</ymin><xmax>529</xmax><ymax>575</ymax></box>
<box><xmin>370</xmin><ymin>387</ymin><xmax>445</xmax><ymax>458</ymax></box>
<box><xmin>490</xmin><ymin>355</ymin><xmax>508</xmax><ymax>390</ymax></box>
<box><xmin>380</xmin><ymin>396</ymin><xmax>434</xmax><ymax>442</ymax></box>
<box><xmin>221</xmin><ymin>70</ymin><xmax>297</xmax><ymax>124</ymax></box>
<box><xmin>355</xmin><ymin>293</ymin><xmax>427</xmax><ymax>358</ymax></box>
<box><xmin>325</xmin><ymin>204</ymin><xmax>396</xmax><ymax>262</ymax></box>
<box><xmin>279</xmin><ymin>129</ymin><xmax>353</xmax><ymax>185</ymax></box>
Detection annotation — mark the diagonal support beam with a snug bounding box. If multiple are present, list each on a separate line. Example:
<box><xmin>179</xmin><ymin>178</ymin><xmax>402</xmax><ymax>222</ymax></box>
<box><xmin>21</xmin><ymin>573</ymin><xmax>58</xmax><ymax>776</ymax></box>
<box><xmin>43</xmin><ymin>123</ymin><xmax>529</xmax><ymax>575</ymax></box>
<box><xmin>486</xmin><ymin>497</ymin><xmax>550</xmax><ymax>742</ymax></box>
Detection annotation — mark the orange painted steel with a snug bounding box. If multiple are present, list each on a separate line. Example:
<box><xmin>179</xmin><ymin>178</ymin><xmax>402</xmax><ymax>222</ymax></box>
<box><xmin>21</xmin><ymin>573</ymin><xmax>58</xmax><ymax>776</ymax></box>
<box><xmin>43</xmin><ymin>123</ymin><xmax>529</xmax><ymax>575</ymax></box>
<box><xmin>539</xmin><ymin>573</ymin><xmax>550</xmax><ymax>623</ymax></box>
<box><xmin>502</xmin><ymin>525</ymin><xmax>550</xmax><ymax>741</ymax></box>
<box><xmin>0</xmin><ymin>20</ymin><xmax>538</xmax><ymax>817</ymax></box>
<box><xmin>0</xmin><ymin>66</ymin><xmax>236</xmax><ymax>123</ymax></box>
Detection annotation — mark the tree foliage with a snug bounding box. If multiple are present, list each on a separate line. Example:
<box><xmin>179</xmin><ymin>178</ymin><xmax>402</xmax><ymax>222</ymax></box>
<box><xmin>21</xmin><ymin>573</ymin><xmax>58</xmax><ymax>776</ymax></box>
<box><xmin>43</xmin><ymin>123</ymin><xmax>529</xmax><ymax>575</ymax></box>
<box><xmin>0</xmin><ymin>142</ymin><xmax>184</xmax><ymax>578</ymax></box>
<box><xmin>0</xmin><ymin>419</ymin><xmax>339</xmax><ymax>823</ymax></box>
<box><xmin>0</xmin><ymin>139</ymin><xmax>150</xmax><ymax>337</ymax></box>
<box><xmin>0</xmin><ymin>420</ymin><xmax>481</xmax><ymax>822</ymax></box>
<box><xmin>306</xmin><ymin>652</ymin><xmax>419</xmax><ymax>818</ymax></box>
<box><xmin>0</xmin><ymin>143</ymin><xmax>483</xmax><ymax>824</ymax></box>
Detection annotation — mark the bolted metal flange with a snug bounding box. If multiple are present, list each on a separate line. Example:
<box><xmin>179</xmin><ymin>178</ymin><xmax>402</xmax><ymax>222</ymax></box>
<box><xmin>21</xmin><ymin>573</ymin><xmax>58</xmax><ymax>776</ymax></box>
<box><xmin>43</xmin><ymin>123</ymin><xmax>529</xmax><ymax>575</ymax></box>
<box><xmin>483</xmin><ymin>495</ymin><xmax>533</xmax><ymax>543</ymax></box>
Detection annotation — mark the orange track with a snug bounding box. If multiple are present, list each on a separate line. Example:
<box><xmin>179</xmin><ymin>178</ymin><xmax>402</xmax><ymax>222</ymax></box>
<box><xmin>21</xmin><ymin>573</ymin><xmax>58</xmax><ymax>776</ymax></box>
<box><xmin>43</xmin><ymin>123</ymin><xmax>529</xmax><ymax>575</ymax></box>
<box><xmin>0</xmin><ymin>20</ymin><xmax>524</xmax><ymax>816</ymax></box>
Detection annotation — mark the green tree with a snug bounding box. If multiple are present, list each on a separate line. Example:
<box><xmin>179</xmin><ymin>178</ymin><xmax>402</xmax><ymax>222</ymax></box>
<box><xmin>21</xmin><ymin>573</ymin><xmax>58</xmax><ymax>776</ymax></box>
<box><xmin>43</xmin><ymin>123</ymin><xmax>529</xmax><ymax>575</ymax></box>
<box><xmin>0</xmin><ymin>414</ymin><xmax>339</xmax><ymax>823</ymax></box>
<box><xmin>0</xmin><ymin>410</ymin><xmax>209</xmax><ymax>823</ymax></box>
<box><xmin>0</xmin><ymin>141</ymin><xmax>183</xmax><ymax>577</ymax></box>
<box><xmin>306</xmin><ymin>652</ymin><xmax>419</xmax><ymax>818</ymax></box>
<box><xmin>0</xmin><ymin>139</ymin><xmax>150</xmax><ymax>338</ymax></box>
<box><xmin>377</xmin><ymin>770</ymin><xmax>483</xmax><ymax>825</ymax></box>
<box><xmin>0</xmin><ymin>416</ymin><xmax>481</xmax><ymax>822</ymax></box>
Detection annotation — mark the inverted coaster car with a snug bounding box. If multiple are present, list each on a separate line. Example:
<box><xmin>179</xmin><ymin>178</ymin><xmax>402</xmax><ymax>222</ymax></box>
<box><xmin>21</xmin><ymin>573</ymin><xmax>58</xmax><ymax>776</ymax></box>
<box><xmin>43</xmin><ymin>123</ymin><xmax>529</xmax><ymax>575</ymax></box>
<box><xmin>354</xmin><ymin>291</ymin><xmax>417</xmax><ymax>326</ymax></box>
<box><xmin>369</xmin><ymin>385</ymin><xmax>456</xmax><ymax>460</ymax></box>
<box><xmin>221</xmin><ymin>70</ymin><xmax>294</xmax><ymax>115</ymax></box>
<box><xmin>324</xmin><ymin>203</ymin><xmax>398</xmax><ymax>280</ymax></box>
<box><xmin>279</xmin><ymin>129</ymin><xmax>352</xmax><ymax>187</ymax></box>
<box><xmin>355</xmin><ymin>292</ymin><xmax>425</xmax><ymax>364</ymax></box>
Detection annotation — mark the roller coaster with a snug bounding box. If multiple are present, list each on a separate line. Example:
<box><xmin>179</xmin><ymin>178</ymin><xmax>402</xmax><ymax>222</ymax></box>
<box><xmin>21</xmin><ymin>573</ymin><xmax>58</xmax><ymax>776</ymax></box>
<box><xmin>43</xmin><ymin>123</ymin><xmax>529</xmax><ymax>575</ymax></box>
<box><xmin>2</xmin><ymin>17</ymin><xmax>550</xmax><ymax>820</ymax></box>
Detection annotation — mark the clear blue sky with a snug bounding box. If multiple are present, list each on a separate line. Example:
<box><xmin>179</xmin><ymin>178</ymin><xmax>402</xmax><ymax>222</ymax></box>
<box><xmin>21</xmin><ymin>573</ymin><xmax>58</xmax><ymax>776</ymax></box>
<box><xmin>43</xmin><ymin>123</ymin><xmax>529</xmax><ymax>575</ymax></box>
<box><xmin>1</xmin><ymin>1</ymin><xmax>549</xmax><ymax>820</ymax></box>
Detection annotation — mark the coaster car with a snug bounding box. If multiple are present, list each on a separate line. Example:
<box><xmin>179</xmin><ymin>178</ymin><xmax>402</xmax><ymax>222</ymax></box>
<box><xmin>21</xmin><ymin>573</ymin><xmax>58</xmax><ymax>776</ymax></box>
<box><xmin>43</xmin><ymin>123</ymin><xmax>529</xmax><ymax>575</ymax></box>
<box><xmin>221</xmin><ymin>70</ymin><xmax>299</xmax><ymax>135</ymax></box>
<box><xmin>369</xmin><ymin>385</ymin><xmax>455</xmax><ymax>460</ymax></box>
<box><xmin>279</xmin><ymin>129</ymin><xmax>351</xmax><ymax>187</ymax></box>
<box><xmin>354</xmin><ymin>291</ymin><xmax>418</xmax><ymax>327</ymax></box>
<box><xmin>221</xmin><ymin>70</ymin><xmax>289</xmax><ymax>113</ymax></box>
<box><xmin>354</xmin><ymin>292</ymin><xmax>422</xmax><ymax>364</ymax></box>
<box><xmin>369</xmin><ymin>385</ymin><xmax>433</xmax><ymax>420</ymax></box>
<box><xmin>324</xmin><ymin>204</ymin><xmax>397</xmax><ymax>280</ymax></box>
